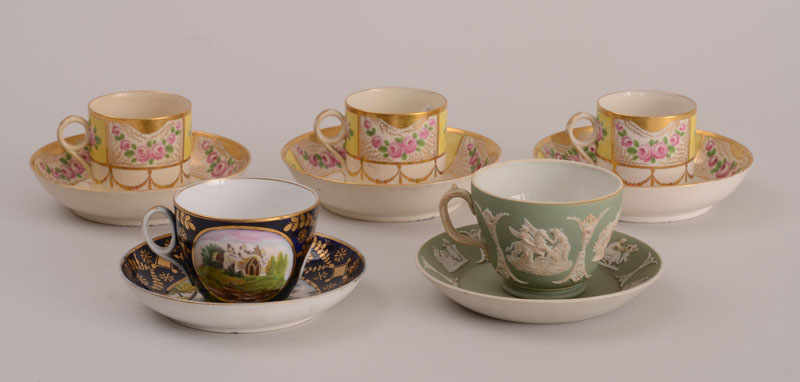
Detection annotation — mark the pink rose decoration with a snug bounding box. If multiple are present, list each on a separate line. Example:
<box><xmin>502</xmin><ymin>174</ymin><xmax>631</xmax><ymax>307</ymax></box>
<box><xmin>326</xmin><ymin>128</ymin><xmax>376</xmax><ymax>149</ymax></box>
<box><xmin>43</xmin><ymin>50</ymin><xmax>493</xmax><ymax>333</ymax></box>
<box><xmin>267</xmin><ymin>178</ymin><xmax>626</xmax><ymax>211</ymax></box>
<box><xmin>402</xmin><ymin>137</ymin><xmax>417</xmax><ymax>154</ymax></box>
<box><xmin>363</xmin><ymin>119</ymin><xmax>372</xmax><ymax>130</ymax></box>
<box><xmin>428</xmin><ymin>118</ymin><xmax>435</xmax><ymax>126</ymax></box>
<box><xmin>336</xmin><ymin>148</ymin><xmax>347</xmax><ymax>159</ymax></box>
<box><xmin>554</xmin><ymin>153</ymin><xmax>562</xmax><ymax>160</ymax></box>
<box><xmin>201</xmin><ymin>141</ymin><xmax>211</xmax><ymax>151</ymax></box>
<box><xmin>589</xmin><ymin>146</ymin><xmax>596</xmax><ymax>153</ymax></box>
<box><xmin>39</xmin><ymin>162</ymin><xmax>46</xmax><ymax>171</ymax></box>
<box><xmin>567</xmin><ymin>154</ymin><xmax>581</xmax><ymax>162</ymax></box>
<box><xmin>669</xmin><ymin>134</ymin><xmax>681</xmax><ymax>146</ymax></box>
<box><xmin>120</xmin><ymin>139</ymin><xmax>131</xmax><ymax>151</ymax></box>
<box><xmin>708</xmin><ymin>156</ymin><xmax>718</xmax><ymax>167</ymax></box>
<box><xmin>151</xmin><ymin>144</ymin><xmax>166</xmax><ymax>160</ymax></box>
<box><xmin>61</xmin><ymin>166</ymin><xmax>74</xmax><ymax>179</ymax></box>
<box><xmin>295</xmin><ymin>146</ymin><xmax>304</xmax><ymax>156</ymax></box>
<box><xmin>212</xmin><ymin>162</ymin><xmax>227</xmax><ymax>177</ymax></box>
<box><xmin>621</xmin><ymin>136</ymin><xmax>633</xmax><ymax>147</ymax></box>
<box><xmin>652</xmin><ymin>142</ymin><xmax>668</xmax><ymax>159</ymax></box>
<box><xmin>111</xmin><ymin>125</ymin><xmax>121</xmax><ymax>136</ymax></box>
<box><xmin>469</xmin><ymin>155</ymin><xmax>479</xmax><ymax>165</ymax></box>
<box><xmin>371</xmin><ymin>136</ymin><xmax>383</xmax><ymax>148</ymax></box>
<box><xmin>637</xmin><ymin>145</ymin><xmax>652</xmax><ymax>162</ymax></box>
<box><xmin>475</xmin><ymin>162</ymin><xmax>482</xmax><ymax>170</ymax></box>
<box><xmin>207</xmin><ymin>152</ymin><xmax>218</xmax><ymax>163</ymax></box>
<box><xmin>466</xmin><ymin>143</ymin><xmax>474</xmax><ymax>151</ymax></box>
<box><xmin>320</xmin><ymin>152</ymin><xmax>337</xmax><ymax>167</ymax></box>
<box><xmin>88</xmin><ymin>129</ymin><xmax>95</xmax><ymax>145</ymax></box>
<box><xmin>175</xmin><ymin>121</ymin><xmax>182</xmax><ymax>128</ymax></box>
<box><xmin>615</xmin><ymin>121</ymin><xmax>624</xmax><ymax>131</ymax></box>
<box><xmin>678</xmin><ymin>122</ymin><xmax>686</xmax><ymax>132</ymax></box>
<box><xmin>80</xmin><ymin>151</ymin><xmax>91</xmax><ymax>163</ymax></box>
<box><xmin>716</xmin><ymin>162</ymin><xmax>730</xmax><ymax>178</ymax></box>
<box><xmin>388</xmin><ymin>142</ymin><xmax>404</xmax><ymax>158</ymax></box>
<box><xmin>419</xmin><ymin>128</ymin><xmax>429</xmax><ymax>139</ymax></box>
<box><xmin>167</xmin><ymin>133</ymin><xmax>176</xmax><ymax>144</ymax></box>
<box><xmin>309</xmin><ymin>155</ymin><xmax>319</xmax><ymax>167</ymax></box>
<box><xmin>705</xmin><ymin>140</ymin><xmax>715</xmax><ymax>151</ymax></box>
<box><xmin>135</xmin><ymin>146</ymin><xmax>151</xmax><ymax>162</ymax></box>
<box><xmin>70</xmin><ymin>160</ymin><xmax>84</xmax><ymax>174</ymax></box>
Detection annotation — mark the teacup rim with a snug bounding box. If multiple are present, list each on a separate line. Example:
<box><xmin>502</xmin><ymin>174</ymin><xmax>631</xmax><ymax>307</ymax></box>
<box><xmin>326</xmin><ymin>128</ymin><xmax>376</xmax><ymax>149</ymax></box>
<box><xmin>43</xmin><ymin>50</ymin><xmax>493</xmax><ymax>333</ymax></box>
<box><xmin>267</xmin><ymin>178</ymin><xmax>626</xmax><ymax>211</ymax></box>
<box><xmin>344</xmin><ymin>87</ymin><xmax>447</xmax><ymax>119</ymax></box>
<box><xmin>173</xmin><ymin>177</ymin><xmax>320</xmax><ymax>223</ymax></box>
<box><xmin>88</xmin><ymin>90</ymin><xmax>192</xmax><ymax>122</ymax></box>
<box><xmin>597</xmin><ymin>90</ymin><xmax>696</xmax><ymax>120</ymax></box>
<box><xmin>471</xmin><ymin>159</ymin><xmax>624</xmax><ymax>205</ymax></box>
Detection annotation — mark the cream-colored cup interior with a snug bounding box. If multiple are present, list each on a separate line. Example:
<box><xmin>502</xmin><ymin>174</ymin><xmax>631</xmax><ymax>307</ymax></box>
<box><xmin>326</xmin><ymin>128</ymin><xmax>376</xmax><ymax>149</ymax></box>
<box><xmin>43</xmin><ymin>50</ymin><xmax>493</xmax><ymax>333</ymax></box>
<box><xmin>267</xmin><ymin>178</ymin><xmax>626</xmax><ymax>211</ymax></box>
<box><xmin>474</xmin><ymin>160</ymin><xmax>622</xmax><ymax>203</ymax></box>
<box><xmin>598</xmin><ymin>91</ymin><xmax>695</xmax><ymax>117</ymax></box>
<box><xmin>346</xmin><ymin>88</ymin><xmax>446</xmax><ymax>114</ymax></box>
<box><xmin>89</xmin><ymin>91</ymin><xmax>191</xmax><ymax>119</ymax></box>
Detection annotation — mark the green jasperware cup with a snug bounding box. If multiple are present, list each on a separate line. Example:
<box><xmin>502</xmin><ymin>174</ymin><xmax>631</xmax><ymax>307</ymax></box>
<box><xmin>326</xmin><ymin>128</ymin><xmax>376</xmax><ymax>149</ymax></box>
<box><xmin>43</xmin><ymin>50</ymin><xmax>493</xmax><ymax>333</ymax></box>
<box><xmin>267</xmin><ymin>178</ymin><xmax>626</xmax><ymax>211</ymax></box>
<box><xmin>439</xmin><ymin>159</ymin><xmax>623</xmax><ymax>299</ymax></box>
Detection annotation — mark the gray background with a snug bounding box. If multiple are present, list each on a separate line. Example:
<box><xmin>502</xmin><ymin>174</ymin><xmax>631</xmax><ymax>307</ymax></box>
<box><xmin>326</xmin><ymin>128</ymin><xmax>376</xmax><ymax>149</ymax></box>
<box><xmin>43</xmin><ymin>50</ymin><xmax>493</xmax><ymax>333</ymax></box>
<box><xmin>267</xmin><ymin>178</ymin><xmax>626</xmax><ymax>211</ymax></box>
<box><xmin>1</xmin><ymin>0</ymin><xmax>796</xmax><ymax>380</ymax></box>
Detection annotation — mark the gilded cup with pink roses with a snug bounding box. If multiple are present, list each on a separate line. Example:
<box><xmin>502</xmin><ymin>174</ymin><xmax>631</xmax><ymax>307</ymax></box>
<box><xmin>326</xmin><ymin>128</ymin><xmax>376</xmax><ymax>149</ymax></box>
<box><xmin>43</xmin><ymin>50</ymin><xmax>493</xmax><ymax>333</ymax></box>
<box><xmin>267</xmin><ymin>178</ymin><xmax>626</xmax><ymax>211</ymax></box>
<box><xmin>312</xmin><ymin>87</ymin><xmax>448</xmax><ymax>185</ymax></box>
<box><xmin>57</xmin><ymin>91</ymin><xmax>193</xmax><ymax>190</ymax></box>
<box><xmin>565</xmin><ymin>90</ymin><xmax>699</xmax><ymax>187</ymax></box>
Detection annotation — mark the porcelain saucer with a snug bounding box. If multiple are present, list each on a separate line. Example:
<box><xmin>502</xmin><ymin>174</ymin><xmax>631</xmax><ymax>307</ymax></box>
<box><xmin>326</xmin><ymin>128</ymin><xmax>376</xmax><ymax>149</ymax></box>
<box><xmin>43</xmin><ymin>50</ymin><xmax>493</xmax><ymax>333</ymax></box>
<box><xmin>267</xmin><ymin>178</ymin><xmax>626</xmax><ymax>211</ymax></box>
<box><xmin>417</xmin><ymin>225</ymin><xmax>662</xmax><ymax>324</ymax></box>
<box><xmin>282</xmin><ymin>126</ymin><xmax>501</xmax><ymax>222</ymax></box>
<box><xmin>30</xmin><ymin>131</ymin><xmax>251</xmax><ymax>226</ymax></box>
<box><xmin>121</xmin><ymin>233</ymin><xmax>365</xmax><ymax>333</ymax></box>
<box><xmin>534</xmin><ymin>128</ymin><xmax>753</xmax><ymax>222</ymax></box>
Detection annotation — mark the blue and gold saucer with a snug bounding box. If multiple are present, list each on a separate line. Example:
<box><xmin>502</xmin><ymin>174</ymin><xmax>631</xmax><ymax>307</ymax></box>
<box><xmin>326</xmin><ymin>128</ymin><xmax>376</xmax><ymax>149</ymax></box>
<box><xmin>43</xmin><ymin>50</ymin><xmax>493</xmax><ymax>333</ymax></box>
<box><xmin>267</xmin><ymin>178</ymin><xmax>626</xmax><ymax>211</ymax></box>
<box><xmin>121</xmin><ymin>233</ymin><xmax>365</xmax><ymax>333</ymax></box>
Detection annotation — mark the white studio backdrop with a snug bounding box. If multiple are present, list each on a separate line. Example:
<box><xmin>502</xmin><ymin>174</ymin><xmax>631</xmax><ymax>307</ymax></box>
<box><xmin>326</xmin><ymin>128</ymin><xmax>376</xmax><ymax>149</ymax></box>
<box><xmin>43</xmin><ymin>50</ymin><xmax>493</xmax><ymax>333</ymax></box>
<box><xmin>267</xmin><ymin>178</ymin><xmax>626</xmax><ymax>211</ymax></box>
<box><xmin>1</xmin><ymin>1</ymin><xmax>797</xmax><ymax>381</ymax></box>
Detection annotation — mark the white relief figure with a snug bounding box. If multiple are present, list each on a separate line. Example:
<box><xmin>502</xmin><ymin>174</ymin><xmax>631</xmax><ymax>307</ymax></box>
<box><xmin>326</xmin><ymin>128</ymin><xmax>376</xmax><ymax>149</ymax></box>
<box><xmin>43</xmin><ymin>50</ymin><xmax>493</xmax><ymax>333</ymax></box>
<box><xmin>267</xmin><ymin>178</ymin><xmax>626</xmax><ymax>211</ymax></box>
<box><xmin>459</xmin><ymin>228</ymin><xmax>488</xmax><ymax>263</ymax></box>
<box><xmin>505</xmin><ymin>218</ymin><xmax>573</xmax><ymax>276</ymax></box>
<box><xmin>553</xmin><ymin>208</ymin><xmax>609</xmax><ymax>285</ymax></box>
<box><xmin>474</xmin><ymin>203</ymin><xmax>527</xmax><ymax>284</ymax></box>
<box><xmin>615</xmin><ymin>252</ymin><xmax>657</xmax><ymax>287</ymax></box>
<box><xmin>621</xmin><ymin>276</ymin><xmax>650</xmax><ymax>290</ymax></box>
<box><xmin>600</xmin><ymin>237</ymin><xmax>639</xmax><ymax>271</ymax></box>
<box><xmin>421</xmin><ymin>257</ymin><xmax>459</xmax><ymax>287</ymax></box>
<box><xmin>432</xmin><ymin>238</ymin><xmax>469</xmax><ymax>273</ymax></box>
<box><xmin>592</xmin><ymin>209</ymin><xmax>621</xmax><ymax>263</ymax></box>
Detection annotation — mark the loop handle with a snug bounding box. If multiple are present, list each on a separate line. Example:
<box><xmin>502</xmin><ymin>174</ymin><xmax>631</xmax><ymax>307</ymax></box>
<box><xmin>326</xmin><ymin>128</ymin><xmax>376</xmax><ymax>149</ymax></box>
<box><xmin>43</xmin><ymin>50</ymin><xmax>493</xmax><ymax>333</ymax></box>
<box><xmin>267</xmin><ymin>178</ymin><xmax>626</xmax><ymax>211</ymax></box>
<box><xmin>565</xmin><ymin>112</ymin><xmax>601</xmax><ymax>163</ymax></box>
<box><xmin>142</xmin><ymin>206</ymin><xmax>191</xmax><ymax>282</ymax></box>
<box><xmin>439</xmin><ymin>185</ymin><xmax>487</xmax><ymax>251</ymax></box>
<box><xmin>313</xmin><ymin>109</ymin><xmax>348</xmax><ymax>164</ymax></box>
<box><xmin>56</xmin><ymin>115</ymin><xmax>92</xmax><ymax>178</ymax></box>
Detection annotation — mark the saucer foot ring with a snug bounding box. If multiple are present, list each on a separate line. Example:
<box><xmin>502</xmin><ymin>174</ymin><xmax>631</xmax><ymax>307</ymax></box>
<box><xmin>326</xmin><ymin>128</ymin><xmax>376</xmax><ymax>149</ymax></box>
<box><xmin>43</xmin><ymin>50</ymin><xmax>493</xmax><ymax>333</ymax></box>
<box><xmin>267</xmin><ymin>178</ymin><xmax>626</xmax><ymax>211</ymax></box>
<box><xmin>71</xmin><ymin>210</ymin><xmax>167</xmax><ymax>226</ymax></box>
<box><xmin>171</xmin><ymin>316</ymin><xmax>315</xmax><ymax>334</ymax></box>
<box><xmin>620</xmin><ymin>206</ymin><xmax>713</xmax><ymax>223</ymax></box>
<box><xmin>503</xmin><ymin>280</ymin><xmax>587</xmax><ymax>300</ymax></box>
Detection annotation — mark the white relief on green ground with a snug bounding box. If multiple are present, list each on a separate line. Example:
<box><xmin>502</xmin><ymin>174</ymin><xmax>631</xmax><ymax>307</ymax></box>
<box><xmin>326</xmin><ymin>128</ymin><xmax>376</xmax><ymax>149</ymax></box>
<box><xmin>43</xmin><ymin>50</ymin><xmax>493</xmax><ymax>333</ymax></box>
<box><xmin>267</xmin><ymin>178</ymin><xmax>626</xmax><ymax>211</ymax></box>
<box><xmin>553</xmin><ymin>208</ymin><xmax>609</xmax><ymax>285</ymax></box>
<box><xmin>432</xmin><ymin>238</ymin><xmax>468</xmax><ymax>273</ymax></box>
<box><xmin>421</xmin><ymin>257</ymin><xmax>459</xmax><ymax>287</ymax></box>
<box><xmin>592</xmin><ymin>209</ymin><xmax>621</xmax><ymax>262</ymax></box>
<box><xmin>615</xmin><ymin>252</ymin><xmax>658</xmax><ymax>287</ymax></box>
<box><xmin>459</xmin><ymin>228</ymin><xmax>488</xmax><ymax>263</ymax></box>
<box><xmin>505</xmin><ymin>218</ymin><xmax>572</xmax><ymax>276</ymax></box>
<box><xmin>600</xmin><ymin>237</ymin><xmax>639</xmax><ymax>271</ymax></box>
<box><xmin>474</xmin><ymin>202</ymin><xmax>527</xmax><ymax>284</ymax></box>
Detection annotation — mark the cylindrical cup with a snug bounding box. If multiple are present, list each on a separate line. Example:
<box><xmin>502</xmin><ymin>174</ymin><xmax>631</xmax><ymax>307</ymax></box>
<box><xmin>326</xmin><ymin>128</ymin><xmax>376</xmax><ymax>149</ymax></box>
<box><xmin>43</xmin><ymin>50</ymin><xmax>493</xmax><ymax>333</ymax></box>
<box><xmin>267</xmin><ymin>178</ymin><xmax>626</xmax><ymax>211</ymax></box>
<box><xmin>142</xmin><ymin>178</ymin><xmax>319</xmax><ymax>303</ymax></box>
<box><xmin>313</xmin><ymin>87</ymin><xmax>448</xmax><ymax>184</ymax></box>
<box><xmin>57</xmin><ymin>91</ymin><xmax>192</xmax><ymax>190</ymax></box>
<box><xmin>566</xmin><ymin>90</ymin><xmax>697</xmax><ymax>187</ymax></box>
<box><xmin>439</xmin><ymin>159</ymin><xmax>623</xmax><ymax>299</ymax></box>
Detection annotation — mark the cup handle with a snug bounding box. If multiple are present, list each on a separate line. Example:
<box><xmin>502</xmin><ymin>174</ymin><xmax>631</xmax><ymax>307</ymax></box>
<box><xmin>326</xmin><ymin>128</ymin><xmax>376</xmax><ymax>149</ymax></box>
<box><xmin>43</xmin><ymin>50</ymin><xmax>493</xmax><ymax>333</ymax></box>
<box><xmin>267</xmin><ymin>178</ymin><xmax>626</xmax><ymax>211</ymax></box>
<box><xmin>142</xmin><ymin>206</ymin><xmax>191</xmax><ymax>282</ymax></box>
<box><xmin>439</xmin><ymin>185</ymin><xmax>488</xmax><ymax>251</ymax></box>
<box><xmin>313</xmin><ymin>109</ymin><xmax>348</xmax><ymax>164</ymax></box>
<box><xmin>57</xmin><ymin>115</ymin><xmax>93</xmax><ymax>177</ymax></box>
<box><xmin>565</xmin><ymin>112</ymin><xmax>601</xmax><ymax>163</ymax></box>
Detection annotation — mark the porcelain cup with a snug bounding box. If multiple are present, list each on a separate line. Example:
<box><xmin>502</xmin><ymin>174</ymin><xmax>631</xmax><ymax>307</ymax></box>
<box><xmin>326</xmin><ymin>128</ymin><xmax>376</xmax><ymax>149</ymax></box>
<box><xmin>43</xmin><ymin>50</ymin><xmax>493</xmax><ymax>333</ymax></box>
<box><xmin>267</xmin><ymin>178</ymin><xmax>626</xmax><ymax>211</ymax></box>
<box><xmin>313</xmin><ymin>87</ymin><xmax>448</xmax><ymax>184</ymax></box>
<box><xmin>566</xmin><ymin>90</ymin><xmax>698</xmax><ymax>187</ymax></box>
<box><xmin>142</xmin><ymin>178</ymin><xmax>319</xmax><ymax>303</ymax></box>
<box><xmin>439</xmin><ymin>159</ymin><xmax>623</xmax><ymax>299</ymax></box>
<box><xmin>57</xmin><ymin>91</ymin><xmax>192</xmax><ymax>190</ymax></box>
